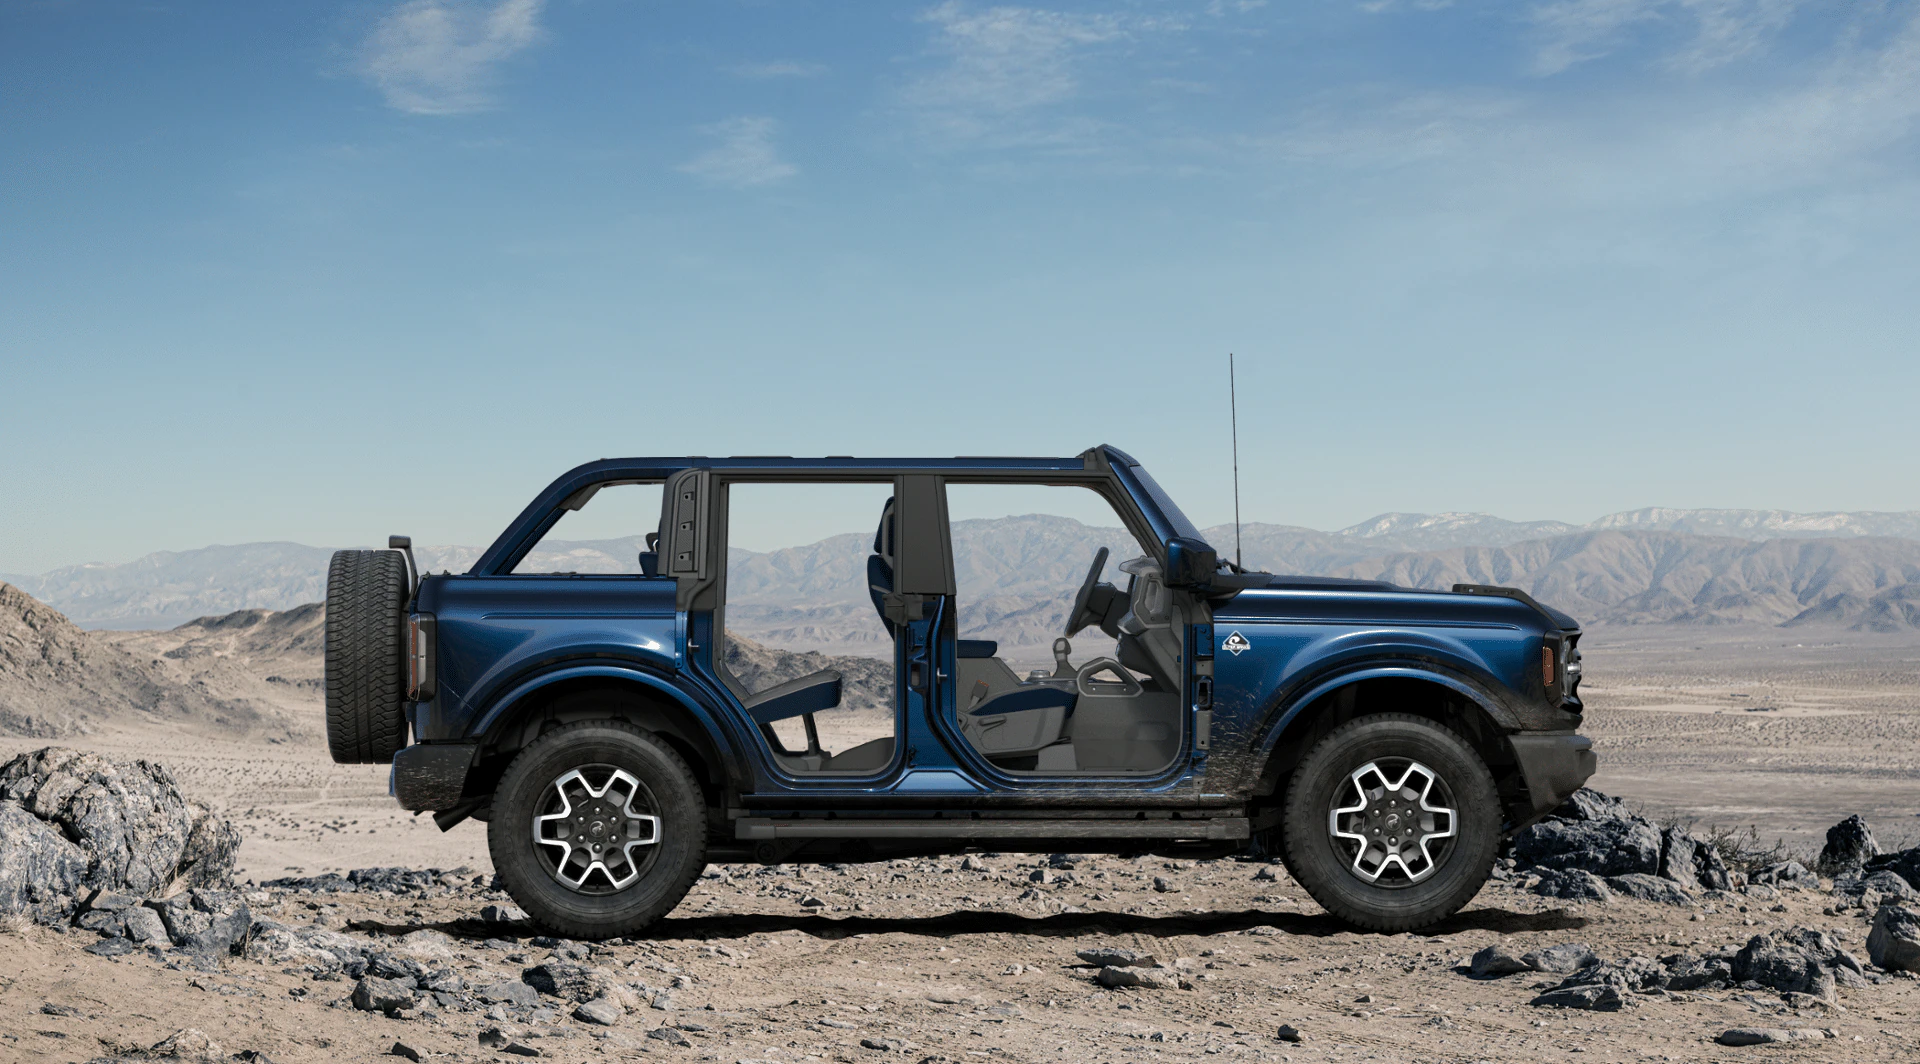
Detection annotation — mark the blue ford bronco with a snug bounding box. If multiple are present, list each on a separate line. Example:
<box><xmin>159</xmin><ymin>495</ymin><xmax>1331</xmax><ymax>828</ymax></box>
<box><xmin>325</xmin><ymin>446</ymin><xmax>1592</xmax><ymax>938</ymax></box>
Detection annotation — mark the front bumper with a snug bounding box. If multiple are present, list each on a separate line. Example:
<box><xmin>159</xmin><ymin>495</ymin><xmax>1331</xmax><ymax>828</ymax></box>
<box><xmin>1507</xmin><ymin>731</ymin><xmax>1595</xmax><ymax>829</ymax></box>
<box><xmin>391</xmin><ymin>742</ymin><xmax>479</xmax><ymax>811</ymax></box>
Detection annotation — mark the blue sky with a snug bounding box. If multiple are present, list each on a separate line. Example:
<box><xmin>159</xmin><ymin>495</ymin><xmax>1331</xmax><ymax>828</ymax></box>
<box><xmin>3</xmin><ymin>1</ymin><xmax>1918</xmax><ymax>573</ymax></box>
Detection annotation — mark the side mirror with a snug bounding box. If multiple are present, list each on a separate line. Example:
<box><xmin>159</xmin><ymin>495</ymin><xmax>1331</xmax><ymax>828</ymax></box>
<box><xmin>1164</xmin><ymin>537</ymin><xmax>1217</xmax><ymax>590</ymax></box>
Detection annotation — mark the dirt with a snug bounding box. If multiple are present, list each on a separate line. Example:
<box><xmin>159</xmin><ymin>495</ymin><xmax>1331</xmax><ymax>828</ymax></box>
<box><xmin>2</xmin><ymin>621</ymin><xmax>1918</xmax><ymax>1061</ymax></box>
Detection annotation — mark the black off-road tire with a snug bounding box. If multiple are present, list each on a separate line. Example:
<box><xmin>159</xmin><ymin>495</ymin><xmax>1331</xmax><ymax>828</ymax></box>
<box><xmin>488</xmin><ymin>720</ymin><xmax>707</xmax><ymax>939</ymax></box>
<box><xmin>1281</xmin><ymin>714</ymin><xmax>1499</xmax><ymax>932</ymax></box>
<box><xmin>323</xmin><ymin>549</ymin><xmax>410</xmax><ymax>765</ymax></box>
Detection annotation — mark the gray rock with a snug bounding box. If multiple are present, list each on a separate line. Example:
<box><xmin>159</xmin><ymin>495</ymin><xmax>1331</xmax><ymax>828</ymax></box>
<box><xmin>1276</xmin><ymin>1024</ymin><xmax>1304</xmax><ymax>1043</ymax></box>
<box><xmin>0</xmin><ymin>800</ymin><xmax>87</xmax><ymax>922</ymax></box>
<box><xmin>1530</xmin><ymin>976</ymin><xmax>1633</xmax><ymax>1011</ymax></box>
<box><xmin>77</xmin><ymin>909</ymin><xmax>125</xmax><ymax>935</ymax></box>
<box><xmin>85</xmin><ymin>936</ymin><xmax>135</xmax><ymax>957</ymax></box>
<box><xmin>1731</xmin><ymin>934</ymin><xmax>1835</xmax><ymax>1000</ymax></box>
<box><xmin>1607</xmin><ymin>873</ymin><xmax>1696</xmax><ymax>907</ymax></box>
<box><xmin>1833</xmin><ymin>869</ymin><xmax>1917</xmax><ymax>905</ymax></box>
<box><xmin>121</xmin><ymin>905</ymin><xmax>169</xmax><ymax>945</ymax></box>
<box><xmin>1096</xmin><ymin>965</ymin><xmax>1183</xmax><ymax>990</ymax></box>
<box><xmin>573</xmin><ymin>996</ymin><xmax>623</xmax><ymax>1026</ymax></box>
<box><xmin>1077</xmin><ymin>947</ymin><xmax>1156</xmax><ymax>968</ymax></box>
<box><xmin>1514</xmin><ymin>790</ymin><xmax>1662</xmax><ymax>878</ymax></box>
<box><xmin>1751</xmin><ymin>860</ymin><xmax>1814</xmax><ymax>887</ymax></box>
<box><xmin>1658</xmin><ymin>826</ymin><xmax>1731</xmax><ymax>892</ymax></box>
<box><xmin>646</xmin><ymin>1027</ymin><xmax>692</xmax><ymax>1046</ymax></box>
<box><xmin>480</xmin><ymin>903</ymin><xmax>528</xmax><ymax>923</ymax></box>
<box><xmin>1868</xmin><ymin>904</ymin><xmax>1920</xmax><ymax>972</ymax></box>
<box><xmin>1522</xmin><ymin>943</ymin><xmax>1598</xmax><ymax>974</ymax></box>
<box><xmin>149</xmin><ymin>1028</ymin><xmax>223</xmax><ymax>1061</ymax></box>
<box><xmin>521</xmin><ymin>962</ymin><xmax>608</xmax><ymax>1002</ymax></box>
<box><xmin>1152</xmin><ymin>876</ymin><xmax>1175</xmax><ymax>893</ymax></box>
<box><xmin>1662</xmin><ymin>953</ymin><xmax>1734</xmax><ymax>991</ymax></box>
<box><xmin>0</xmin><ymin>748</ymin><xmax>237</xmax><ymax>907</ymax></box>
<box><xmin>389</xmin><ymin>1041</ymin><xmax>425</xmax><ymax>1062</ymax></box>
<box><xmin>87</xmin><ymin>889</ymin><xmax>139</xmax><ymax>912</ymax></box>
<box><xmin>1865</xmin><ymin>847</ymin><xmax>1920</xmax><ymax>891</ymax></box>
<box><xmin>1816</xmin><ymin>815</ymin><xmax>1878</xmax><ymax>877</ymax></box>
<box><xmin>181</xmin><ymin>905</ymin><xmax>251</xmax><ymax>956</ymax></box>
<box><xmin>1532</xmin><ymin>869</ymin><xmax>1612</xmax><ymax>902</ymax></box>
<box><xmin>1468</xmin><ymin>945</ymin><xmax>1531</xmax><ymax>977</ymax></box>
<box><xmin>351</xmin><ymin>976</ymin><xmax>417</xmax><ymax>1014</ymax></box>
<box><xmin>1716</xmin><ymin>1027</ymin><xmax>1832</xmax><ymax>1046</ymax></box>
<box><xmin>477</xmin><ymin>980</ymin><xmax>541</xmax><ymax>1008</ymax></box>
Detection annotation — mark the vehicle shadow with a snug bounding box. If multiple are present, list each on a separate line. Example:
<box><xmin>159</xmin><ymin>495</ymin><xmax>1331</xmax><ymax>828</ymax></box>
<box><xmin>352</xmin><ymin>905</ymin><xmax>1585</xmax><ymax>944</ymax></box>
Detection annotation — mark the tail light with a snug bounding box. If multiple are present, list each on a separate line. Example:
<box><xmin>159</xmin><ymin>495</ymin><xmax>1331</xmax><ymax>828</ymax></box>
<box><xmin>407</xmin><ymin>614</ymin><xmax>436</xmax><ymax>701</ymax></box>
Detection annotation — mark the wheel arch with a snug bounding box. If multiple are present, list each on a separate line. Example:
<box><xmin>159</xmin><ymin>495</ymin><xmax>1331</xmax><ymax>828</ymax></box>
<box><xmin>469</xmin><ymin>664</ymin><xmax>750</xmax><ymax>808</ymax></box>
<box><xmin>1249</xmin><ymin>665</ymin><xmax>1527</xmax><ymax>826</ymax></box>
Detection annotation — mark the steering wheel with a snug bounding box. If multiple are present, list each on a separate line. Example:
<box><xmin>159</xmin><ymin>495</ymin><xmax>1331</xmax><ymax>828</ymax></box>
<box><xmin>1063</xmin><ymin>547</ymin><xmax>1110</xmax><ymax>637</ymax></box>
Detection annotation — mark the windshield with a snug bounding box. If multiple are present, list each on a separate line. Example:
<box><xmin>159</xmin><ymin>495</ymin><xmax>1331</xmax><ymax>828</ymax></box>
<box><xmin>1115</xmin><ymin>461</ymin><xmax>1205</xmax><ymax>544</ymax></box>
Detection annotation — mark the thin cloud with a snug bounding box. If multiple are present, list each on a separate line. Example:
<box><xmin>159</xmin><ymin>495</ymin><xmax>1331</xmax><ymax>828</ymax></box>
<box><xmin>1527</xmin><ymin>0</ymin><xmax>1805</xmax><ymax>76</ymax></box>
<box><xmin>359</xmin><ymin>0</ymin><xmax>545</xmax><ymax>115</ymax></box>
<box><xmin>724</xmin><ymin>60</ymin><xmax>829</xmax><ymax>79</ymax></box>
<box><xmin>907</xmin><ymin>2</ymin><xmax>1127</xmax><ymax>116</ymax></box>
<box><xmin>678</xmin><ymin>117</ymin><xmax>798</xmax><ymax>188</ymax></box>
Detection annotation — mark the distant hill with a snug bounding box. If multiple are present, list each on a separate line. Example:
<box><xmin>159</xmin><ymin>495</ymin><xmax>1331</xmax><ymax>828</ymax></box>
<box><xmin>8</xmin><ymin>506</ymin><xmax>1920</xmax><ymax>636</ymax></box>
<box><xmin>0</xmin><ymin>582</ymin><xmax>283</xmax><ymax>738</ymax></box>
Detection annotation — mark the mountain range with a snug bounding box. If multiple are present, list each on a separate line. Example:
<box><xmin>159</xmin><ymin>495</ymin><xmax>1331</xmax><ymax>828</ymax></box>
<box><xmin>5</xmin><ymin>507</ymin><xmax>1919</xmax><ymax>639</ymax></box>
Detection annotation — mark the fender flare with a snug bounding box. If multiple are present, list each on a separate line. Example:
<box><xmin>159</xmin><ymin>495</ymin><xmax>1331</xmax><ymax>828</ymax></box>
<box><xmin>1246</xmin><ymin>659</ymin><xmax>1519</xmax><ymax>774</ymax></box>
<box><xmin>472</xmin><ymin>661</ymin><xmax>752</xmax><ymax>792</ymax></box>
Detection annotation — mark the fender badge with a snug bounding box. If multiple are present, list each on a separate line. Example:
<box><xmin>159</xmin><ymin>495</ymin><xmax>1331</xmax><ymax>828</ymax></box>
<box><xmin>1222</xmin><ymin>631</ymin><xmax>1251</xmax><ymax>656</ymax></box>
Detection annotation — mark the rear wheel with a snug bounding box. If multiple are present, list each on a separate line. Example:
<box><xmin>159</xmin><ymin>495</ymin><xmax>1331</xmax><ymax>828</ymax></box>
<box><xmin>1281</xmin><ymin>714</ymin><xmax>1498</xmax><ymax>931</ymax></box>
<box><xmin>488</xmin><ymin>720</ymin><xmax>706</xmax><ymax>939</ymax></box>
<box><xmin>323</xmin><ymin>549</ymin><xmax>409</xmax><ymax>764</ymax></box>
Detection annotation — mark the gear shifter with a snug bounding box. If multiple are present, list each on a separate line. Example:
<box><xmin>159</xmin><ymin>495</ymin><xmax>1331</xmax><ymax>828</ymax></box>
<box><xmin>1051</xmin><ymin>637</ymin><xmax>1075</xmax><ymax>680</ymax></box>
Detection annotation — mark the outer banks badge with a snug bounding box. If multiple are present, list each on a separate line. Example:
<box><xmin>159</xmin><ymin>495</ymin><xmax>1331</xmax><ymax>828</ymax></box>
<box><xmin>1222</xmin><ymin>630</ymin><xmax>1251</xmax><ymax>656</ymax></box>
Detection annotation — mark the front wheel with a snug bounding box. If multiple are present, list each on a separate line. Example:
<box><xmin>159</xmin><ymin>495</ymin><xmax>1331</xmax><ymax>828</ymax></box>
<box><xmin>1281</xmin><ymin>714</ymin><xmax>1499</xmax><ymax>932</ymax></box>
<box><xmin>488</xmin><ymin>720</ymin><xmax>707</xmax><ymax>939</ymax></box>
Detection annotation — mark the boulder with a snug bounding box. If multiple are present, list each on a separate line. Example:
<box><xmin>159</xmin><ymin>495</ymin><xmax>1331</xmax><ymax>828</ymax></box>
<box><xmin>1751</xmin><ymin>860</ymin><xmax>1814</xmax><ymax>888</ymax></box>
<box><xmin>1731</xmin><ymin>933</ymin><xmax>1836</xmax><ymax>1000</ymax></box>
<box><xmin>0</xmin><ymin>802</ymin><xmax>88</xmax><ymax>922</ymax></box>
<box><xmin>351</xmin><ymin>976</ymin><xmax>418</xmax><ymax>1014</ymax></box>
<box><xmin>1607</xmin><ymin>873</ymin><xmax>1696</xmax><ymax>907</ymax></box>
<box><xmin>1657</xmin><ymin>826</ymin><xmax>1731</xmax><ymax>892</ymax></box>
<box><xmin>1532</xmin><ymin>869</ymin><xmax>1612</xmax><ymax>902</ymax></box>
<box><xmin>1515</xmin><ymin>815</ymin><xmax>1661</xmax><ymax>878</ymax></box>
<box><xmin>1468</xmin><ymin>945</ymin><xmax>1531</xmax><ymax>977</ymax></box>
<box><xmin>1868</xmin><ymin>904</ymin><xmax>1920</xmax><ymax>972</ymax></box>
<box><xmin>1865</xmin><ymin>847</ymin><xmax>1920</xmax><ymax>891</ymax></box>
<box><xmin>1661</xmin><ymin>953</ymin><xmax>1734</xmax><ymax>991</ymax></box>
<box><xmin>478</xmin><ymin>980</ymin><xmax>542</xmax><ymax>1008</ymax></box>
<box><xmin>1816</xmin><ymin>815</ymin><xmax>1878</xmax><ymax>877</ymax></box>
<box><xmin>1832</xmin><ymin>869</ymin><xmax>1918</xmax><ymax>907</ymax></box>
<box><xmin>522</xmin><ymin>962</ymin><xmax>621</xmax><ymax>1003</ymax></box>
<box><xmin>1522</xmin><ymin>943</ymin><xmax>1598</xmax><ymax>974</ymax></box>
<box><xmin>1077</xmin><ymin>947</ymin><xmax>1156</xmax><ymax>968</ymax></box>
<box><xmin>0</xmin><ymin>748</ymin><xmax>237</xmax><ymax>924</ymax></box>
<box><xmin>573</xmin><ymin>995</ymin><xmax>624</xmax><ymax>1026</ymax></box>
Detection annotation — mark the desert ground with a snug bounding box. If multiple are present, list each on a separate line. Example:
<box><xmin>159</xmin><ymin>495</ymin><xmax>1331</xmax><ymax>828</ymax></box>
<box><xmin>1</xmin><ymin>621</ymin><xmax>1916</xmax><ymax>1062</ymax></box>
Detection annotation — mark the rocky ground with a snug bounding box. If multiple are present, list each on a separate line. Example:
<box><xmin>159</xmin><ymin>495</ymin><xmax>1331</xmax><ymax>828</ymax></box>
<box><xmin>4</xmin><ymin>844</ymin><xmax>1920</xmax><ymax>1064</ymax></box>
<box><xmin>3</xmin><ymin>609</ymin><xmax>1919</xmax><ymax>1062</ymax></box>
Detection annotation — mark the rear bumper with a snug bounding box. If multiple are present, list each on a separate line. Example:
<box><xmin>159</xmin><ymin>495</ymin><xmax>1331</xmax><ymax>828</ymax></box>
<box><xmin>1507</xmin><ymin>731</ymin><xmax>1596</xmax><ymax>829</ymax></box>
<box><xmin>391</xmin><ymin>742</ymin><xmax>478</xmax><ymax>811</ymax></box>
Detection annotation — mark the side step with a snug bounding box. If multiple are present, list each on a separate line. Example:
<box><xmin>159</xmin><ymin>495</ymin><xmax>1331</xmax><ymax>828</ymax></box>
<box><xmin>734</xmin><ymin>817</ymin><xmax>1248</xmax><ymax>842</ymax></box>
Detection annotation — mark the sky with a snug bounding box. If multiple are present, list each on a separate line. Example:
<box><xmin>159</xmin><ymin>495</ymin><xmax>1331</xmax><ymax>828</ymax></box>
<box><xmin>3</xmin><ymin>0</ymin><xmax>1919</xmax><ymax>573</ymax></box>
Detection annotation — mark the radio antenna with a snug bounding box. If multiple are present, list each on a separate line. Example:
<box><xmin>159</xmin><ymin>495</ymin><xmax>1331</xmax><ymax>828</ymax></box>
<box><xmin>1229</xmin><ymin>352</ymin><xmax>1243</xmax><ymax>572</ymax></box>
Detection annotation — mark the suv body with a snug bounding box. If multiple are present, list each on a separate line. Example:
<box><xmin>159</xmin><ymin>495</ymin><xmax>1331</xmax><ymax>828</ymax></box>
<box><xmin>345</xmin><ymin>445</ymin><xmax>1592</xmax><ymax>934</ymax></box>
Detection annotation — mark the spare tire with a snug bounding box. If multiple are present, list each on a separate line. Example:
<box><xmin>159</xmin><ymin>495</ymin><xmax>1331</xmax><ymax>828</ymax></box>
<box><xmin>324</xmin><ymin>549</ymin><xmax>410</xmax><ymax>764</ymax></box>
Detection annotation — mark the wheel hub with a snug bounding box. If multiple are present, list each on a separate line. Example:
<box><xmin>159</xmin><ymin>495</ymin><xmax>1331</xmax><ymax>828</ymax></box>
<box><xmin>531</xmin><ymin>765</ymin><xmax>662</xmax><ymax>894</ymax></box>
<box><xmin>1328</xmin><ymin>759</ymin><xmax>1457</xmax><ymax>887</ymax></box>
